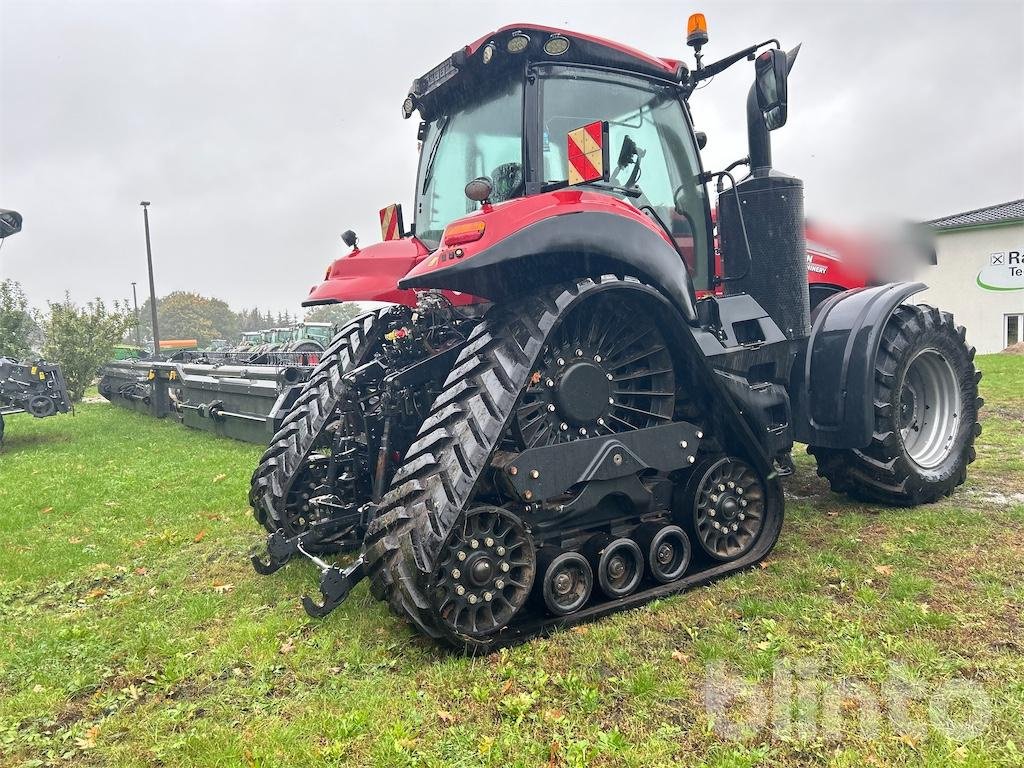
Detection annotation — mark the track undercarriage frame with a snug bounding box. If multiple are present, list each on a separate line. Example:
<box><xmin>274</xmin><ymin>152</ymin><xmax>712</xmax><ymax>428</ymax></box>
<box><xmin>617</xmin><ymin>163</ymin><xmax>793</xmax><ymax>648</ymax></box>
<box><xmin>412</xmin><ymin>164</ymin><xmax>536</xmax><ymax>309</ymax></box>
<box><xmin>251</xmin><ymin>280</ymin><xmax>789</xmax><ymax>650</ymax></box>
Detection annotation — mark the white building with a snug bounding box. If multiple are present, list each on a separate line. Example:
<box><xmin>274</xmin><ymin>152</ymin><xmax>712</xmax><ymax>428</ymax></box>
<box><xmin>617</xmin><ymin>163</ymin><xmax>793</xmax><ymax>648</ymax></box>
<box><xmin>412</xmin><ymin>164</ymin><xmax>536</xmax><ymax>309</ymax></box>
<box><xmin>916</xmin><ymin>199</ymin><xmax>1024</xmax><ymax>354</ymax></box>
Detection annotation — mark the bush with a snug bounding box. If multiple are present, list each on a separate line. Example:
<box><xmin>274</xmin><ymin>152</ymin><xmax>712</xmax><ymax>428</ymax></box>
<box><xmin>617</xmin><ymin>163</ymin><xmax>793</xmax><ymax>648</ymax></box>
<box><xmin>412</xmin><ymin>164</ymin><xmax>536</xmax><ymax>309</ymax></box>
<box><xmin>42</xmin><ymin>296</ymin><xmax>134</xmax><ymax>402</ymax></box>
<box><xmin>0</xmin><ymin>279</ymin><xmax>34</xmax><ymax>358</ymax></box>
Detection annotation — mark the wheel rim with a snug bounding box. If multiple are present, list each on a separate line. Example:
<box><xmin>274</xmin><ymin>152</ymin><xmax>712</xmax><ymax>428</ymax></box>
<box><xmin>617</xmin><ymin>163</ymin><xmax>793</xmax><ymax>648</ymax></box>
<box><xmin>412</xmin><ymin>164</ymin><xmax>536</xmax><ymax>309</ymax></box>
<box><xmin>692</xmin><ymin>458</ymin><xmax>764</xmax><ymax>561</ymax></box>
<box><xmin>28</xmin><ymin>397</ymin><xmax>56</xmax><ymax>417</ymax></box>
<box><xmin>433</xmin><ymin>507</ymin><xmax>535</xmax><ymax>638</ymax></box>
<box><xmin>899</xmin><ymin>348</ymin><xmax>961</xmax><ymax>470</ymax></box>
<box><xmin>513</xmin><ymin>292</ymin><xmax>675</xmax><ymax>447</ymax></box>
<box><xmin>647</xmin><ymin>525</ymin><xmax>691</xmax><ymax>583</ymax></box>
<box><xmin>541</xmin><ymin>552</ymin><xmax>593</xmax><ymax>616</ymax></box>
<box><xmin>595</xmin><ymin>538</ymin><xmax>643</xmax><ymax>597</ymax></box>
<box><xmin>282</xmin><ymin>457</ymin><xmax>329</xmax><ymax>533</ymax></box>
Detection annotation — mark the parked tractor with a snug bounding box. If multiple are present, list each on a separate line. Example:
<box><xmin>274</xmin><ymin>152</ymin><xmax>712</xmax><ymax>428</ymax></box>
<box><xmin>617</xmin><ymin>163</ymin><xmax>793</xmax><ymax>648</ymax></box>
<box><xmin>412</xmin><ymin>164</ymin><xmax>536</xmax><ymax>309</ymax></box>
<box><xmin>280</xmin><ymin>322</ymin><xmax>333</xmax><ymax>354</ymax></box>
<box><xmin>249</xmin><ymin>17</ymin><xmax>981</xmax><ymax>651</ymax></box>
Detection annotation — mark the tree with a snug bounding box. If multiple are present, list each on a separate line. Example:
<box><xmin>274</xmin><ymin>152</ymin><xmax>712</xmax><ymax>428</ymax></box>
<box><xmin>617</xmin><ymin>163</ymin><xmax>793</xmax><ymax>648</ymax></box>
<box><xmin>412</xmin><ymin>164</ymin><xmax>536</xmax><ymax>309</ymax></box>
<box><xmin>42</xmin><ymin>295</ymin><xmax>134</xmax><ymax>402</ymax></box>
<box><xmin>304</xmin><ymin>302</ymin><xmax>362</xmax><ymax>327</ymax></box>
<box><xmin>0</xmin><ymin>279</ymin><xmax>35</xmax><ymax>358</ymax></box>
<box><xmin>139</xmin><ymin>292</ymin><xmax>240</xmax><ymax>347</ymax></box>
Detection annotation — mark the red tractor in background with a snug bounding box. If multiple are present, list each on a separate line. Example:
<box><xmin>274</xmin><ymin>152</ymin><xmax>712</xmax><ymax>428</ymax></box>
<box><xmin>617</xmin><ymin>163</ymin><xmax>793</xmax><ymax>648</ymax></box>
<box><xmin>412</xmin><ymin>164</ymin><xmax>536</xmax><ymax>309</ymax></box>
<box><xmin>249</xmin><ymin>16</ymin><xmax>980</xmax><ymax>651</ymax></box>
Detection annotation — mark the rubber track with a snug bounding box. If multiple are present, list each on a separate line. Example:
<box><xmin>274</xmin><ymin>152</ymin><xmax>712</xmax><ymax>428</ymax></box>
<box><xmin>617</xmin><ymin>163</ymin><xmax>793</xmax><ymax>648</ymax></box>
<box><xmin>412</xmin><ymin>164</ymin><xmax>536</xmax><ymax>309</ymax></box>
<box><xmin>248</xmin><ymin>311</ymin><xmax>382</xmax><ymax>531</ymax></box>
<box><xmin>808</xmin><ymin>304</ymin><xmax>982</xmax><ymax>506</ymax></box>
<box><xmin>363</xmin><ymin>281</ymin><xmax>599</xmax><ymax>648</ymax></box>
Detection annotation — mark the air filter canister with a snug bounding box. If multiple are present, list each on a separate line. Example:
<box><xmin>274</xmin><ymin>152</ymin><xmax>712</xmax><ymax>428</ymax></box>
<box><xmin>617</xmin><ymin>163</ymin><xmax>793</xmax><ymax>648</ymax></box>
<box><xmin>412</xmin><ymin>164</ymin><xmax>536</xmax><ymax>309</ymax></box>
<box><xmin>718</xmin><ymin>174</ymin><xmax>810</xmax><ymax>340</ymax></box>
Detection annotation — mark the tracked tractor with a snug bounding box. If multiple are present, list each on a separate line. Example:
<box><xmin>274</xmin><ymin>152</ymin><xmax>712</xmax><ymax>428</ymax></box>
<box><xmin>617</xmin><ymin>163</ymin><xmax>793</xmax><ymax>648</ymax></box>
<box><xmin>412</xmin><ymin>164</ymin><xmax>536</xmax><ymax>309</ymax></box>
<box><xmin>249</xmin><ymin>16</ymin><xmax>981</xmax><ymax>651</ymax></box>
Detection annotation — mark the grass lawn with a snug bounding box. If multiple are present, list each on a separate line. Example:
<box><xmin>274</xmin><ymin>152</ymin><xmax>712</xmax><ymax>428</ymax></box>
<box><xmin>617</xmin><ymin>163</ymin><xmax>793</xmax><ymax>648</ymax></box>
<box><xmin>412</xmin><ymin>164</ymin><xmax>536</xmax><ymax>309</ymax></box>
<box><xmin>1</xmin><ymin>356</ymin><xmax>1022</xmax><ymax>767</ymax></box>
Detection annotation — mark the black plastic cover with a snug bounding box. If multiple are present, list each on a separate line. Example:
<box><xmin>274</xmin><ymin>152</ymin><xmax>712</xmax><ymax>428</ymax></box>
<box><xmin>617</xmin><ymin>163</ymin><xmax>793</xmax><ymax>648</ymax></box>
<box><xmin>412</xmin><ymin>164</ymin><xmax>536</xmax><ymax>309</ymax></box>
<box><xmin>718</xmin><ymin>174</ymin><xmax>809</xmax><ymax>340</ymax></box>
<box><xmin>791</xmin><ymin>282</ymin><xmax>926</xmax><ymax>448</ymax></box>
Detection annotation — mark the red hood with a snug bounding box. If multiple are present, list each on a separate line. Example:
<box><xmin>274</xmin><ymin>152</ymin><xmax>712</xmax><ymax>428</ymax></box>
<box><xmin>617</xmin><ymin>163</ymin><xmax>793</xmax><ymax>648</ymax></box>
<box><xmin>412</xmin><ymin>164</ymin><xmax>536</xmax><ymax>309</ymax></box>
<box><xmin>304</xmin><ymin>238</ymin><xmax>428</xmax><ymax>306</ymax></box>
<box><xmin>304</xmin><ymin>236</ymin><xmax>481</xmax><ymax>307</ymax></box>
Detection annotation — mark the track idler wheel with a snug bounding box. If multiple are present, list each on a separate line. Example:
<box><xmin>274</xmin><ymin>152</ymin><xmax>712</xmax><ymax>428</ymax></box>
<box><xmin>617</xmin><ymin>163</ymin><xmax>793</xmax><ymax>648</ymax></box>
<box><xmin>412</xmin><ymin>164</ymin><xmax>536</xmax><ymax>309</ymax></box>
<box><xmin>636</xmin><ymin>524</ymin><xmax>692</xmax><ymax>583</ymax></box>
<box><xmin>684</xmin><ymin>457</ymin><xmax>765</xmax><ymax>561</ymax></box>
<box><xmin>431</xmin><ymin>507</ymin><xmax>536</xmax><ymax>641</ymax></box>
<box><xmin>585</xmin><ymin>535</ymin><xmax>644</xmax><ymax>599</ymax></box>
<box><xmin>536</xmin><ymin>548</ymin><xmax>593</xmax><ymax>616</ymax></box>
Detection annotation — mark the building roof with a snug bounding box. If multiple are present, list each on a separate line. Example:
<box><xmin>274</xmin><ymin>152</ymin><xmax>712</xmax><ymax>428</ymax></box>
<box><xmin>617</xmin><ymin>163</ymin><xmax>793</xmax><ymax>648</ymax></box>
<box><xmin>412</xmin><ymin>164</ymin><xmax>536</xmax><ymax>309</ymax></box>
<box><xmin>924</xmin><ymin>199</ymin><xmax>1024</xmax><ymax>231</ymax></box>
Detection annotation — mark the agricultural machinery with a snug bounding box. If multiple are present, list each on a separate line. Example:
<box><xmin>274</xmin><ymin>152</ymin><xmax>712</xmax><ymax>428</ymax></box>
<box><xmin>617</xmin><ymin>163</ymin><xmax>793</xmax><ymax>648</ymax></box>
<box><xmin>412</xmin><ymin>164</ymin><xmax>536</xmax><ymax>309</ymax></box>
<box><xmin>0</xmin><ymin>210</ymin><xmax>73</xmax><ymax>446</ymax></box>
<box><xmin>98</xmin><ymin>322</ymin><xmax>337</xmax><ymax>442</ymax></box>
<box><xmin>248</xmin><ymin>17</ymin><xmax>980</xmax><ymax>651</ymax></box>
<box><xmin>0</xmin><ymin>358</ymin><xmax>72</xmax><ymax>447</ymax></box>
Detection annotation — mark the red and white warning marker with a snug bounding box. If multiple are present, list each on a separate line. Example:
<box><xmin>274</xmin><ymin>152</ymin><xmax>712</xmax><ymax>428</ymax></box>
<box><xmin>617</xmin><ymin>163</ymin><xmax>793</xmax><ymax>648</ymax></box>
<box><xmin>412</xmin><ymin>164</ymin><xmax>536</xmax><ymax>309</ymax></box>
<box><xmin>379</xmin><ymin>203</ymin><xmax>405</xmax><ymax>241</ymax></box>
<box><xmin>567</xmin><ymin>121</ymin><xmax>609</xmax><ymax>186</ymax></box>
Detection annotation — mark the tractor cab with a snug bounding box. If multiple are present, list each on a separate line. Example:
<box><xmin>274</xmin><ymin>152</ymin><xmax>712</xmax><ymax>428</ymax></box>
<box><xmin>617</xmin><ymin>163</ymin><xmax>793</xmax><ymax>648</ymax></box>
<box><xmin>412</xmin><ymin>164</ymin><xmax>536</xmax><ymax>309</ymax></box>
<box><xmin>240</xmin><ymin>331</ymin><xmax>262</xmax><ymax>348</ymax></box>
<box><xmin>406</xmin><ymin>24</ymin><xmax>714</xmax><ymax>291</ymax></box>
<box><xmin>299</xmin><ymin>322</ymin><xmax>333</xmax><ymax>344</ymax></box>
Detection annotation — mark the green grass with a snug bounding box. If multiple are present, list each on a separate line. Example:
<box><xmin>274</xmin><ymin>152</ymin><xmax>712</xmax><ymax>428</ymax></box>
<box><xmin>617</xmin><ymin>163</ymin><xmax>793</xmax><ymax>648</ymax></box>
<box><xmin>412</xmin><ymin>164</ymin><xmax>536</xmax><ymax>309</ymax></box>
<box><xmin>1</xmin><ymin>356</ymin><xmax>1022</xmax><ymax>767</ymax></box>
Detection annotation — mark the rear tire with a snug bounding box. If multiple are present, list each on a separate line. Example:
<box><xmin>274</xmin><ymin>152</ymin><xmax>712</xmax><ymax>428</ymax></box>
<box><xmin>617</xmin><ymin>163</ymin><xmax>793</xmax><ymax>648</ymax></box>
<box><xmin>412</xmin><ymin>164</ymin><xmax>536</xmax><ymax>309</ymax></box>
<box><xmin>809</xmin><ymin>304</ymin><xmax>982</xmax><ymax>506</ymax></box>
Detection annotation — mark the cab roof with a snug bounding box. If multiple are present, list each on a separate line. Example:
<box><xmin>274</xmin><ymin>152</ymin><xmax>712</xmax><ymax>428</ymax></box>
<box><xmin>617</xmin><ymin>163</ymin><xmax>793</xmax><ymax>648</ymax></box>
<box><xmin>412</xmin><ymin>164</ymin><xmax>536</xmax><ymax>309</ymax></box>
<box><xmin>466</xmin><ymin>24</ymin><xmax>682</xmax><ymax>77</ymax></box>
<box><xmin>408</xmin><ymin>23</ymin><xmax>686</xmax><ymax>119</ymax></box>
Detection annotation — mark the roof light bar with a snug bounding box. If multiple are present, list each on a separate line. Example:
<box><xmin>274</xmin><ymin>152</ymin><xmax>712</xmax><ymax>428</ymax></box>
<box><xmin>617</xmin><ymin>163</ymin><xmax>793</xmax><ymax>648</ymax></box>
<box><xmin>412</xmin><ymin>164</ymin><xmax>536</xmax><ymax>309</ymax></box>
<box><xmin>543</xmin><ymin>35</ymin><xmax>570</xmax><ymax>56</ymax></box>
<box><xmin>507</xmin><ymin>32</ymin><xmax>530</xmax><ymax>53</ymax></box>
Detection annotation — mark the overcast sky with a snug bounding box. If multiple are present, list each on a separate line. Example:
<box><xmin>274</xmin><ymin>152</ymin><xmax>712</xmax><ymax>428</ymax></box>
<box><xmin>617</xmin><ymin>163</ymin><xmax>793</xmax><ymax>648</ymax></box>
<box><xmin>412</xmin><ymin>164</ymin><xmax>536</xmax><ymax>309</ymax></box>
<box><xmin>2</xmin><ymin>0</ymin><xmax>1022</xmax><ymax>316</ymax></box>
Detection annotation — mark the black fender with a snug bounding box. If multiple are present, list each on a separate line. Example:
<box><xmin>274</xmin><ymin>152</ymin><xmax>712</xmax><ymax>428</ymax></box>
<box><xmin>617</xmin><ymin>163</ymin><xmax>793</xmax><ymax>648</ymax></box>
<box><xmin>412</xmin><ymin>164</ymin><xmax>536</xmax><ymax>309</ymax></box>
<box><xmin>399</xmin><ymin>211</ymin><xmax>698</xmax><ymax>323</ymax></box>
<box><xmin>791</xmin><ymin>282</ymin><xmax>926</xmax><ymax>448</ymax></box>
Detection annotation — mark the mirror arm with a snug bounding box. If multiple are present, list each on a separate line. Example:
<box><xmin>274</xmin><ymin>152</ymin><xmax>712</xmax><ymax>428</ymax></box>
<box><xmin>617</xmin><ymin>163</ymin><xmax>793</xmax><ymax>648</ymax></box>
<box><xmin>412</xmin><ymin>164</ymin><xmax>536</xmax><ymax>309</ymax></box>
<box><xmin>746</xmin><ymin>82</ymin><xmax>772</xmax><ymax>176</ymax></box>
<box><xmin>691</xmin><ymin>39</ymin><xmax>779</xmax><ymax>82</ymax></box>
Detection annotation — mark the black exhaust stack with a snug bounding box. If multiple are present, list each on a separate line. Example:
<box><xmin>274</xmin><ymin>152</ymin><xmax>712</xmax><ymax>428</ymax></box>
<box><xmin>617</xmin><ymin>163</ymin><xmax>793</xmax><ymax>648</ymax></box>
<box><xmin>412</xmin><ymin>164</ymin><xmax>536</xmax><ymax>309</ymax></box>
<box><xmin>719</xmin><ymin>46</ymin><xmax>809</xmax><ymax>341</ymax></box>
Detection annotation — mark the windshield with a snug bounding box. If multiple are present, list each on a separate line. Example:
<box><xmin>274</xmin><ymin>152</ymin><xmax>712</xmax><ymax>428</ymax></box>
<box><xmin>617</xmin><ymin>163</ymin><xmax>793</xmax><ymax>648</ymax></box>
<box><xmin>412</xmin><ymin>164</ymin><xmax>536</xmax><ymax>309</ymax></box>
<box><xmin>414</xmin><ymin>76</ymin><xmax>524</xmax><ymax>249</ymax></box>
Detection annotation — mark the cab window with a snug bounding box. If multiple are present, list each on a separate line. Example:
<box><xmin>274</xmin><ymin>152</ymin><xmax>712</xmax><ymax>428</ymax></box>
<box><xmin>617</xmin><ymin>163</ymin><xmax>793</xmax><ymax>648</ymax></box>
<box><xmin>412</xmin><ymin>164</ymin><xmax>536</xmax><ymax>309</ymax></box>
<box><xmin>538</xmin><ymin>66</ymin><xmax>710</xmax><ymax>290</ymax></box>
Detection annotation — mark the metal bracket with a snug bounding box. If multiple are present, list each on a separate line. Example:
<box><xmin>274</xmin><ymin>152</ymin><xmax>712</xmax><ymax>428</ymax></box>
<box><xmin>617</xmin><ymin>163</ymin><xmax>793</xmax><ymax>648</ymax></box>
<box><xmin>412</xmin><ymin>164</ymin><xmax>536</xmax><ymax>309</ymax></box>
<box><xmin>504</xmin><ymin>420</ymin><xmax>702</xmax><ymax>501</ymax></box>
<box><xmin>301</xmin><ymin>555</ymin><xmax>367</xmax><ymax>618</ymax></box>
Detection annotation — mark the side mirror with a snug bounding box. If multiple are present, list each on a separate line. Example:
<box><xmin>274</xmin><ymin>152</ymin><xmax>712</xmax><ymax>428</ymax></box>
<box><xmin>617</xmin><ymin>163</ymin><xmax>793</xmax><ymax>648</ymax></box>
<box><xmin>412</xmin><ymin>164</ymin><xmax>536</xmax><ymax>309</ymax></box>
<box><xmin>673</xmin><ymin>186</ymin><xmax>688</xmax><ymax>215</ymax></box>
<box><xmin>755</xmin><ymin>48</ymin><xmax>789</xmax><ymax>130</ymax></box>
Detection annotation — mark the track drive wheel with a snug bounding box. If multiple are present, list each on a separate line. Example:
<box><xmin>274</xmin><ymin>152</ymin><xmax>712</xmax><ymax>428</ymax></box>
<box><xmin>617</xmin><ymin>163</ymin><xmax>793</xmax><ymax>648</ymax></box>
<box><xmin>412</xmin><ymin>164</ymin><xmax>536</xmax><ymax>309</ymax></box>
<box><xmin>248</xmin><ymin>311</ymin><xmax>383</xmax><ymax>546</ymax></box>
<box><xmin>809</xmin><ymin>304</ymin><xmax>982</xmax><ymax>506</ymax></box>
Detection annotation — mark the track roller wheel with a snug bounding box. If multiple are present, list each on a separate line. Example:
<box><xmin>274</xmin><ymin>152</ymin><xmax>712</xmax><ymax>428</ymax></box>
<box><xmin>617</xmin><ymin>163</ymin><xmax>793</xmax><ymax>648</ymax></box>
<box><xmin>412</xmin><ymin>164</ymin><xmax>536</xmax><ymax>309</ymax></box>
<box><xmin>585</xmin><ymin>534</ymin><xmax>644</xmax><ymax>599</ymax></box>
<box><xmin>683</xmin><ymin>457</ymin><xmax>765</xmax><ymax>561</ymax></box>
<box><xmin>536</xmin><ymin>548</ymin><xmax>593</xmax><ymax>616</ymax></box>
<box><xmin>636</xmin><ymin>524</ymin><xmax>691</xmax><ymax>583</ymax></box>
<box><xmin>431</xmin><ymin>507</ymin><xmax>536</xmax><ymax>641</ymax></box>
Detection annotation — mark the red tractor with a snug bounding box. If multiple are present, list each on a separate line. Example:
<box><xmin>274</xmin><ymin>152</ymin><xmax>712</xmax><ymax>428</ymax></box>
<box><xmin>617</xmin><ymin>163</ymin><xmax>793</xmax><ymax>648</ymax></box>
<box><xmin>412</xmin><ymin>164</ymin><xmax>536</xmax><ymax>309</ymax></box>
<box><xmin>249</xmin><ymin>17</ymin><xmax>980</xmax><ymax>651</ymax></box>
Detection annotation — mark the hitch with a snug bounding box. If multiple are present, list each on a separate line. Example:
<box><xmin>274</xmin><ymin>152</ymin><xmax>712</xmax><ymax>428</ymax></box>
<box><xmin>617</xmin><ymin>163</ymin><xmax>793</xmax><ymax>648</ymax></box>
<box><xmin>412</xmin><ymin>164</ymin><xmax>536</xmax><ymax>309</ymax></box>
<box><xmin>250</xmin><ymin>528</ymin><xmax>306</xmax><ymax>575</ymax></box>
<box><xmin>301</xmin><ymin>555</ymin><xmax>367</xmax><ymax>618</ymax></box>
<box><xmin>250</xmin><ymin>502</ymin><xmax>376</xmax><ymax>576</ymax></box>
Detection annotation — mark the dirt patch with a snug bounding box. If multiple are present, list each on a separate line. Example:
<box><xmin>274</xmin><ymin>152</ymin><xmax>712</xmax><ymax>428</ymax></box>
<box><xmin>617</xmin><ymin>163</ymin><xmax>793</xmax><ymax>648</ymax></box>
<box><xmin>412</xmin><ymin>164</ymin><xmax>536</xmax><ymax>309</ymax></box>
<box><xmin>1001</xmin><ymin>342</ymin><xmax>1024</xmax><ymax>355</ymax></box>
<box><xmin>967</xmin><ymin>489</ymin><xmax>1024</xmax><ymax>507</ymax></box>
